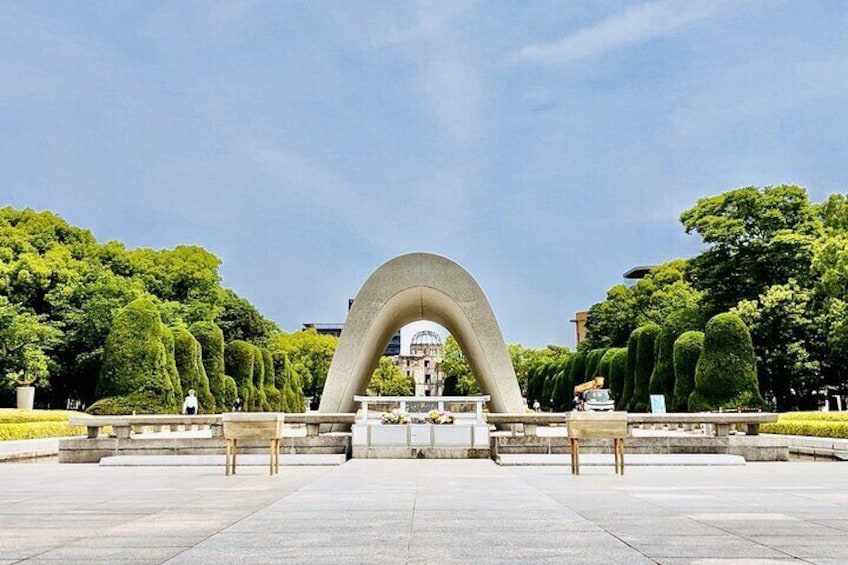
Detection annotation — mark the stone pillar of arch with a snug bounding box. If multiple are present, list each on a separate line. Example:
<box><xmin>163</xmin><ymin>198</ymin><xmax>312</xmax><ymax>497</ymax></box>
<box><xmin>318</xmin><ymin>253</ymin><xmax>524</xmax><ymax>415</ymax></box>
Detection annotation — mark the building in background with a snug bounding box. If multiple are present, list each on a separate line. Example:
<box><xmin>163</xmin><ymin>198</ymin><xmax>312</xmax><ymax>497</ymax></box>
<box><xmin>395</xmin><ymin>330</ymin><xmax>444</xmax><ymax>396</ymax></box>
<box><xmin>303</xmin><ymin>297</ymin><xmax>400</xmax><ymax>357</ymax></box>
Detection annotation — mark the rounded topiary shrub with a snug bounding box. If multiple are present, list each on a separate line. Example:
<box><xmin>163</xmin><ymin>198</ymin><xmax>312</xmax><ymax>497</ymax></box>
<box><xmin>251</xmin><ymin>345</ymin><xmax>268</xmax><ymax>411</ymax></box>
<box><xmin>672</xmin><ymin>331</ymin><xmax>704</xmax><ymax>412</ymax></box>
<box><xmin>91</xmin><ymin>298</ymin><xmax>179</xmax><ymax>414</ymax></box>
<box><xmin>629</xmin><ymin>323</ymin><xmax>661</xmax><ymax>412</ymax></box>
<box><xmin>584</xmin><ymin>348</ymin><xmax>608</xmax><ymax>381</ymax></box>
<box><xmin>541</xmin><ymin>364</ymin><xmax>556</xmax><ymax>409</ymax></box>
<box><xmin>552</xmin><ymin>358</ymin><xmax>572</xmax><ymax>411</ymax></box>
<box><xmin>568</xmin><ymin>351</ymin><xmax>587</xmax><ymax>392</ymax></box>
<box><xmin>172</xmin><ymin>327</ymin><xmax>216</xmax><ymax>414</ymax></box>
<box><xmin>260</xmin><ymin>348</ymin><xmax>281</xmax><ymax>411</ymax></box>
<box><xmin>189</xmin><ymin>321</ymin><xmax>226</xmax><ymax>411</ymax></box>
<box><xmin>598</xmin><ymin>348</ymin><xmax>615</xmax><ymax>380</ymax></box>
<box><xmin>161</xmin><ymin>327</ymin><xmax>183</xmax><ymax>400</ymax></box>
<box><xmin>607</xmin><ymin>348</ymin><xmax>628</xmax><ymax>408</ymax></box>
<box><xmin>619</xmin><ymin>327</ymin><xmax>643</xmax><ymax>411</ymax></box>
<box><xmin>225</xmin><ymin>341</ymin><xmax>255</xmax><ymax>410</ymax></box>
<box><xmin>222</xmin><ymin>376</ymin><xmax>238</xmax><ymax>411</ymax></box>
<box><xmin>649</xmin><ymin>309</ymin><xmax>701</xmax><ymax>410</ymax></box>
<box><xmin>688</xmin><ymin>313</ymin><xmax>765</xmax><ymax>412</ymax></box>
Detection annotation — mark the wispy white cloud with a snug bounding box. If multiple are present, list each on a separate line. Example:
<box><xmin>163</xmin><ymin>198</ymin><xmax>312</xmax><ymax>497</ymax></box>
<box><xmin>514</xmin><ymin>0</ymin><xmax>722</xmax><ymax>66</ymax></box>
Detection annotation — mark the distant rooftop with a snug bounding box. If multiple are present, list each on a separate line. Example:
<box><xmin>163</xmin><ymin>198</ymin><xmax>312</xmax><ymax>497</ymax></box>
<box><xmin>302</xmin><ymin>323</ymin><xmax>344</xmax><ymax>331</ymax></box>
<box><xmin>623</xmin><ymin>266</ymin><xmax>656</xmax><ymax>280</ymax></box>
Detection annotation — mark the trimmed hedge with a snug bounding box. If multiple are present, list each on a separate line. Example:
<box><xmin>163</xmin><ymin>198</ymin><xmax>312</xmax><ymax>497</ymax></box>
<box><xmin>251</xmin><ymin>345</ymin><xmax>268</xmax><ymax>411</ymax></box>
<box><xmin>225</xmin><ymin>340</ymin><xmax>255</xmax><ymax>410</ymax></box>
<box><xmin>584</xmin><ymin>348</ymin><xmax>607</xmax><ymax>381</ymax></box>
<box><xmin>162</xmin><ymin>326</ymin><xmax>183</xmax><ymax>400</ymax></box>
<box><xmin>689</xmin><ymin>313</ymin><xmax>765</xmax><ymax>411</ymax></box>
<box><xmin>629</xmin><ymin>323</ymin><xmax>661</xmax><ymax>412</ymax></box>
<box><xmin>93</xmin><ymin>298</ymin><xmax>179</xmax><ymax>414</ymax></box>
<box><xmin>0</xmin><ymin>422</ymin><xmax>86</xmax><ymax>441</ymax></box>
<box><xmin>222</xmin><ymin>376</ymin><xmax>238</xmax><ymax>411</ymax></box>
<box><xmin>190</xmin><ymin>321</ymin><xmax>227</xmax><ymax>411</ymax></box>
<box><xmin>761</xmin><ymin>420</ymin><xmax>848</xmax><ymax>439</ymax></box>
<box><xmin>650</xmin><ymin>309</ymin><xmax>701</xmax><ymax>409</ymax></box>
<box><xmin>261</xmin><ymin>348</ymin><xmax>280</xmax><ymax>411</ymax></box>
<box><xmin>620</xmin><ymin>327</ymin><xmax>642</xmax><ymax>410</ymax></box>
<box><xmin>597</xmin><ymin>348</ymin><xmax>615</xmax><ymax>381</ymax></box>
<box><xmin>172</xmin><ymin>327</ymin><xmax>216</xmax><ymax>414</ymax></box>
<box><xmin>552</xmin><ymin>358</ymin><xmax>573</xmax><ymax>411</ymax></box>
<box><xmin>606</xmin><ymin>348</ymin><xmax>627</xmax><ymax>407</ymax></box>
<box><xmin>88</xmin><ymin>391</ymin><xmax>180</xmax><ymax>415</ymax></box>
<box><xmin>541</xmin><ymin>364</ymin><xmax>556</xmax><ymax>409</ymax></box>
<box><xmin>568</xmin><ymin>352</ymin><xmax>587</xmax><ymax>393</ymax></box>
<box><xmin>778</xmin><ymin>412</ymin><xmax>848</xmax><ymax>422</ymax></box>
<box><xmin>671</xmin><ymin>331</ymin><xmax>704</xmax><ymax>412</ymax></box>
<box><xmin>0</xmin><ymin>409</ymin><xmax>83</xmax><ymax>425</ymax></box>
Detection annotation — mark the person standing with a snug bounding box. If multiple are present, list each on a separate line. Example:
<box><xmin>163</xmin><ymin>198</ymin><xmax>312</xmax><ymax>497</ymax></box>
<box><xmin>182</xmin><ymin>389</ymin><xmax>198</xmax><ymax>415</ymax></box>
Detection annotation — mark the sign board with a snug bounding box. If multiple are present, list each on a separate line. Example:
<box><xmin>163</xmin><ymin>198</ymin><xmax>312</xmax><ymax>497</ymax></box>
<box><xmin>650</xmin><ymin>394</ymin><xmax>666</xmax><ymax>414</ymax></box>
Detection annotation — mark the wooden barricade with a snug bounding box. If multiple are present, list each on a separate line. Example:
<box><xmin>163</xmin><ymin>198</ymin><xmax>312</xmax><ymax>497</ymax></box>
<box><xmin>567</xmin><ymin>412</ymin><xmax>628</xmax><ymax>475</ymax></box>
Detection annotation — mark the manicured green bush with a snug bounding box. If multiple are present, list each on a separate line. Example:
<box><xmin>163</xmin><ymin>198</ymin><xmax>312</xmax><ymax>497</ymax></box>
<box><xmin>541</xmin><ymin>364</ymin><xmax>556</xmax><ymax>409</ymax></box>
<box><xmin>671</xmin><ymin>331</ymin><xmax>704</xmax><ymax>412</ymax></box>
<box><xmin>619</xmin><ymin>327</ymin><xmax>643</xmax><ymax>411</ymax></box>
<box><xmin>190</xmin><ymin>321</ymin><xmax>227</xmax><ymax>411</ymax></box>
<box><xmin>552</xmin><ymin>358</ymin><xmax>572</xmax><ymax>411</ymax></box>
<box><xmin>629</xmin><ymin>323</ymin><xmax>661</xmax><ymax>412</ymax></box>
<box><xmin>689</xmin><ymin>313</ymin><xmax>765</xmax><ymax>411</ymax></box>
<box><xmin>261</xmin><ymin>348</ymin><xmax>281</xmax><ymax>411</ymax></box>
<box><xmin>0</xmin><ymin>409</ymin><xmax>83</xmax><ymax>424</ymax></box>
<box><xmin>568</xmin><ymin>351</ymin><xmax>587</xmax><ymax>391</ymax></box>
<box><xmin>584</xmin><ymin>348</ymin><xmax>608</xmax><ymax>381</ymax></box>
<box><xmin>607</xmin><ymin>348</ymin><xmax>628</xmax><ymax>408</ymax></box>
<box><xmin>251</xmin><ymin>345</ymin><xmax>268</xmax><ymax>411</ymax></box>
<box><xmin>161</xmin><ymin>326</ymin><xmax>183</xmax><ymax>400</ymax></box>
<box><xmin>0</xmin><ymin>422</ymin><xmax>86</xmax><ymax>441</ymax></box>
<box><xmin>597</xmin><ymin>348</ymin><xmax>616</xmax><ymax>381</ymax></box>
<box><xmin>778</xmin><ymin>412</ymin><xmax>848</xmax><ymax>422</ymax></box>
<box><xmin>222</xmin><ymin>376</ymin><xmax>238</xmax><ymax>411</ymax></box>
<box><xmin>760</xmin><ymin>420</ymin><xmax>848</xmax><ymax>439</ymax></box>
<box><xmin>225</xmin><ymin>340</ymin><xmax>255</xmax><ymax>410</ymax></box>
<box><xmin>172</xmin><ymin>327</ymin><xmax>216</xmax><ymax>414</ymax></box>
<box><xmin>650</xmin><ymin>309</ymin><xmax>701</xmax><ymax>409</ymax></box>
<box><xmin>93</xmin><ymin>298</ymin><xmax>179</xmax><ymax>414</ymax></box>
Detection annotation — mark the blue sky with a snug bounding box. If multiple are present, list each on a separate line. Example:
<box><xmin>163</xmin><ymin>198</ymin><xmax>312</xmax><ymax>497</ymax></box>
<box><xmin>2</xmin><ymin>1</ymin><xmax>847</xmax><ymax>350</ymax></box>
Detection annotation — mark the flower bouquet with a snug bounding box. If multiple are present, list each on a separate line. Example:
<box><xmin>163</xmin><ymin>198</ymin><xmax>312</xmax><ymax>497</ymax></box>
<box><xmin>428</xmin><ymin>408</ymin><xmax>455</xmax><ymax>425</ymax></box>
<box><xmin>381</xmin><ymin>409</ymin><xmax>410</xmax><ymax>425</ymax></box>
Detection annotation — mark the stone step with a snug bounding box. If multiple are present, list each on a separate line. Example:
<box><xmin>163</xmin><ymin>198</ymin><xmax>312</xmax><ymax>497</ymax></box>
<box><xmin>99</xmin><ymin>454</ymin><xmax>346</xmax><ymax>467</ymax></box>
<box><xmin>496</xmin><ymin>453</ymin><xmax>746</xmax><ymax>466</ymax></box>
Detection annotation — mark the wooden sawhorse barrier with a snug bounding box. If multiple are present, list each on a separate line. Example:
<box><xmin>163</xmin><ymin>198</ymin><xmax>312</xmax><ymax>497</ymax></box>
<box><xmin>222</xmin><ymin>413</ymin><xmax>285</xmax><ymax>476</ymax></box>
<box><xmin>567</xmin><ymin>412</ymin><xmax>628</xmax><ymax>475</ymax></box>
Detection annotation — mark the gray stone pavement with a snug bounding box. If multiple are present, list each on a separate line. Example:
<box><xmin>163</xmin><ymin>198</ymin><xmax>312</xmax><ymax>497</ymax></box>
<box><xmin>0</xmin><ymin>460</ymin><xmax>846</xmax><ymax>564</ymax></box>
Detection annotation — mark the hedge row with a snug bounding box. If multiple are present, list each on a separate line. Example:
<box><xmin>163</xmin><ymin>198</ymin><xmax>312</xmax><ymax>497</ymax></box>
<box><xmin>0</xmin><ymin>409</ymin><xmax>83</xmax><ymax>425</ymax></box>
<box><xmin>777</xmin><ymin>412</ymin><xmax>848</xmax><ymax>422</ymax></box>
<box><xmin>761</xmin><ymin>420</ymin><xmax>848</xmax><ymax>439</ymax></box>
<box><xmin>0</xmin><ymin>422</ymin><xmax>86</xmax><ymax>441</ymax></box>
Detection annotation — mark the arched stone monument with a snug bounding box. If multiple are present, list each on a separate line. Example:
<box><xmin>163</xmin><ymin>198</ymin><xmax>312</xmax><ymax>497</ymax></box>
<box><xmin>319</xmin><ymin>253</ymin><xmax>524</xmax><ymax>415</ymax></box>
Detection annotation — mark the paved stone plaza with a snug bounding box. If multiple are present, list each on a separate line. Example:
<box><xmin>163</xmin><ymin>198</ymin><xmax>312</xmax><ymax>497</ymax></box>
<box><xmin>0</xmin><ymin>460</ymin><xmax>846</xmax><ymax>564</ymax></box>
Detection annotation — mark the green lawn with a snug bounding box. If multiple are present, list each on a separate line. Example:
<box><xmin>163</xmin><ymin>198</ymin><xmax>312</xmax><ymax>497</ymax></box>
<box><xmin>0</xmin><ymin>409</ymin><xmax>86</xmax><ymax>440</ymax></box>
<box><xmin>761</xmin><ymin>411</ymin><xmax>848</xmax><ymax>439</ymax></box>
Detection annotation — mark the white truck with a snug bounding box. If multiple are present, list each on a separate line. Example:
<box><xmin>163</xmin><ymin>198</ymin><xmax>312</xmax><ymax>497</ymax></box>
<box><xmin>574</xmin><ymin>377</ymin><xmax>615</xmax><ymax>412</ymax></box>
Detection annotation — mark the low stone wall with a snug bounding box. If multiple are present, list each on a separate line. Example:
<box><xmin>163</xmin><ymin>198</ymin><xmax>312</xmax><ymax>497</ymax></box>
<box><xmin>59</xmin><ymin>435</ymin><xmax>350</xmax><ymax>463</ymax></box>
<box><xmin>491</xmin><ymin>434</ymin><xmax>788</xmax><ymax>462</ymax></box>
<box><xmin>352</xmin><ymin>446</ymin><xmax>490</xmax><ymax>459</ymax></box>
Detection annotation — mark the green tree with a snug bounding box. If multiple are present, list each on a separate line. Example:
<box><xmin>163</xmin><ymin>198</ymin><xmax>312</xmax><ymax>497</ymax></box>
<box><xmin>689</xmin><ymin>313</ymin><xmax>765</xmax><ymax>411</ymax></box>
<box><xmin>441</xmin><ymin>335</ymin><xmax>480</xmax><ymax>395</ymax></box>
<box><xmin>733</xmin><ymin>282</ymin><xmax>822</xmax><ymax>411</ymax></box>
<box><xmin>607</xmin><ymin>348</ymin><xmax>628</xmax><ymax>407</ymax></box>
<box><xmin>0</xmin><ymin>297</ymin><xmax>60</xmax><ymax>395</ymax></box>
<box><xmin>215</xmin><ymin>289</ymin><xmax>278</xmax><ymax>343</ymax></box>
<box><xmin>366</xmin><ymin>357</ymin><xmax>414</xmax><ymax>396</ymax></box>
<box><xmin>681</xmin><ymin>185</ymin><xmax>821</xmax><ymax>317</ymax></box>
<box><xmin>269</xmin><ymin>329</ymin><xmax>337</xmax><ymax>405</ymax></box>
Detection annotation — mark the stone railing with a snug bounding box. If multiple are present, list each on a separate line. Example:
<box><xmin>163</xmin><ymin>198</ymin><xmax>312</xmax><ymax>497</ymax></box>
<box><xmin>485</xmin><ymin>412</ymin><xmax>778</xmax><ymax>437</ymax></box>
<box><xmin>69</xmin><ymin>413</ymin><xmax>357</xmax><ymax>440</ymax></box>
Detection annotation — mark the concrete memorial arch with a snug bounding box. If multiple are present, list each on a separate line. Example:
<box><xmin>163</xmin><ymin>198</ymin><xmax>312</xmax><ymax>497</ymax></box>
<box><xmin>319</xmin><ymin>253</ymin><xmax>524</xmax><ymax>415</ymax></box>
